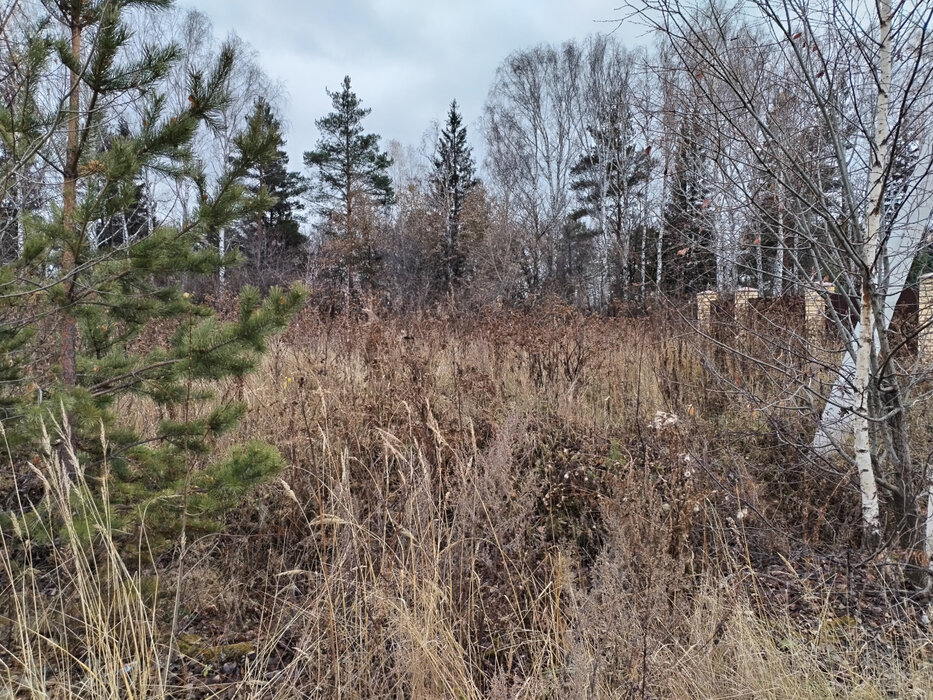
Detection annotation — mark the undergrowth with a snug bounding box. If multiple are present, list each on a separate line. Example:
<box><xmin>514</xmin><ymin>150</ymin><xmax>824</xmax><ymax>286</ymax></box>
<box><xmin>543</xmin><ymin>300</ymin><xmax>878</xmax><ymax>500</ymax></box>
<box><xmin>2</xmin><ymin>307</ymin><xmax>932</xmax><ymax>698</ymax></box>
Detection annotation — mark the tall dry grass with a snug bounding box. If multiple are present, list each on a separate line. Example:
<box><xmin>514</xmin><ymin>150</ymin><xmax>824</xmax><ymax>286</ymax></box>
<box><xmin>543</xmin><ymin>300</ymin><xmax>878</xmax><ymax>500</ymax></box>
<box><xmin>3</xmin><ymin>307</ymin><xmax>933</xmax><ymax>698</ymax></box>
<box><xmin>0</xmin><ymin>420</ymin><xmax>164</xmax><ymax>698</ymax></box>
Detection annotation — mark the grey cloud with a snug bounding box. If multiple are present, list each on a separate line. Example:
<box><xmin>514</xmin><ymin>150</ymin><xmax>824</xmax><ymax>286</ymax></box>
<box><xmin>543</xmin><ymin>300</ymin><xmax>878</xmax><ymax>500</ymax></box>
<box><xmin>181</xmin><ymin>1</ymin><xmax>639</xmax><ymax>170</ymax></box>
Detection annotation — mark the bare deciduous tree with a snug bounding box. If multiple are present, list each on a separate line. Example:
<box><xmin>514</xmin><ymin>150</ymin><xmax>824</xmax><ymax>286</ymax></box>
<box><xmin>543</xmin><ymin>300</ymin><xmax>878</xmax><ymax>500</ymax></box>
<box><xmin>633</xmin><ymin>0</ymin><xmax>933</xmax><ymax>554</ymax></box>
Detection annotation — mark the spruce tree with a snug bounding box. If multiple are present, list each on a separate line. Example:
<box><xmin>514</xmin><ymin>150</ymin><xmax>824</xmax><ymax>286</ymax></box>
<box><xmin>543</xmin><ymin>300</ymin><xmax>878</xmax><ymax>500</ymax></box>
<box><xmin>303</xmin><ymin>76</ymin><xmax>392</xmax><ymax>305</ymax></box>
<box><xmin>232</xmin><ymin>98</ymin><xmax>308</xmax><ymax>278</ymax></box>
<box><xmin>662</xmin><ymin>114</ymin><xmax>715</xmax><ymax>295</ymax></box>
<box><xmin>0</xmin><ymin>1</ymin><xmax>306</xmax><ymax>553</ymax></box>
<box><xmin>570</xmin><ymin>102</ymin><xmax>650</xmax><ymax>302</ymax></box>
<box><xmin>430</xmin><ymin>100</ymin><xmax>477</xmax><ymax>286</ymax></box>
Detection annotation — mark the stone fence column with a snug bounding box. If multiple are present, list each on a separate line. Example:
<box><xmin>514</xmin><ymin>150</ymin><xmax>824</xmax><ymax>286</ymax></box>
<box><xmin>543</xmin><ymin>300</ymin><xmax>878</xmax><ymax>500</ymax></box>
<box><xmin>696</xmin><ymin>290</ymin><xmax>717</xmax><ymax>336</ymax></box>
<box><xmin>921</xmin><ymin>273</ymin><xmax>933</xmax><ymax>363</ymax></box>
<box><xmin>733</xmin><ymin>287</ymin><xmax>758</xmax><ymax>346</ymax></box>
<box><xmin>805</xmin><ymin>282</ymin><xmax>835</xmax><ymax>344</ymax></box>
<box><xmin>734</xmin><ymin>287</ymin><xmax>758</xmax><ymax>325</ymax></box>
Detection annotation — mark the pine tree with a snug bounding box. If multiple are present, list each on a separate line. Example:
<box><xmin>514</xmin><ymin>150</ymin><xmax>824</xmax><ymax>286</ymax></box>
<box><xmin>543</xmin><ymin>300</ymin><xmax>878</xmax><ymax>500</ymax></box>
<box><xmin>662</xmin><ymin>114</ymin><xmax>715</xmax><ymax>295</ymax></box>
<box><xmin>232</xmin><ymin>98</ymin><xmax>308</xmax><ymax>280</ymax></box>
<box><xmin>0</xmin><ymin>15</ymin><xmax>51</xmax><ymax>261</ymax></box>
<box><xmin>91</xmin><ymin>121</ymin><xmax>154</xmax><ymax>250</ymax></box>
<box><xmin>430</xmin><ymin>100</ymin><xmax>477</xmax><ymax>286</ymax></box>
<box><xmin>304</xmin><ymin>76</ymin><xmax>392</xmax><ymax>306</ymax></box>
<box><xmin>0</xmin><ymin>1</ymin><xmax>306</xmax><ymax>554</ymax></box>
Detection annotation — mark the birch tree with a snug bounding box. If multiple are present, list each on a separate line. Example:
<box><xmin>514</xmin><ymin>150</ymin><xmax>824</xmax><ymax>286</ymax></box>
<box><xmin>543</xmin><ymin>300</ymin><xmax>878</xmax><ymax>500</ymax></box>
<box><xmin>484</xmin><ymin>42</ymin><xmax>586</xmax><ymax>297</ymax></box>
<box><xmin>633</xmin><ymin>0</ymin><xmax>933</xmax><ymax>550</ymax></box>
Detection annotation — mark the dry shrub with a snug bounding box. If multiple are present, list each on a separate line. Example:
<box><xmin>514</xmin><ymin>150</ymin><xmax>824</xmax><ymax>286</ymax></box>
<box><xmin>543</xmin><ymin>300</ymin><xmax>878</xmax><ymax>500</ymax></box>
<box><xmin>663</xmin><ymin>582</ymin><xmax>933</xmax><ymax>699</ymax></box>
<box><xmin>563</xmin><ymin>467</ymin><xmax>698</xmax><ymax>698</ymax></box>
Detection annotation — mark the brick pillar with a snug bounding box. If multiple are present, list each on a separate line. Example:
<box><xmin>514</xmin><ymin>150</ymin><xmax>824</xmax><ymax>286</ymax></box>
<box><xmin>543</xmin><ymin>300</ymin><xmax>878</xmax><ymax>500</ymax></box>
<box><xmin>733</xmin><ymin>288</ymin><xmax>758</xmax><ymax>346</ymax></box>
<box><xmin>805</xmin><ymin>282</ymin><xmax>835</xmax><ymax>343</ymax></box>
<box><xmin>734</xmin><ymin>287</ymin><xmax>758</xmax><ymax>324</ymax></box>
<box><xmin>696</xmin><ymin>290</ymin><xmax>717</xmax><ymax>336</ymax></box>
<box><xmin>920</xmin><ymin>273</ymin><xmax>933</xmax><ymax>363</ymax></box>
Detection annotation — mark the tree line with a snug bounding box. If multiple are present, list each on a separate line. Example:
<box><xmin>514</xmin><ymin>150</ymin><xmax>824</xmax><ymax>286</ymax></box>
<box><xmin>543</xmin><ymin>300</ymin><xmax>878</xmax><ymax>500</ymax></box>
<box><xmin>3</xmin><ymin>4</ymin><xmax>930</xmax><ymax>315</ymax></box>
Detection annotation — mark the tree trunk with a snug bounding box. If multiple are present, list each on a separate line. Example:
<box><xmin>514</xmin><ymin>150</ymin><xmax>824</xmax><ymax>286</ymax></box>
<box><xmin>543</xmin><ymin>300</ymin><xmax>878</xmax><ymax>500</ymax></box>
<box><xmin>774</xmin><ymin>180</ymin><xmax>785</xmax><ymax>296</ymax></box>
<box><xmin>219</xmin><ymin>227</ymin><xmax>226</xmax><ymax>287</ymax></box>
<box><xmin>15</xmin><ymin>174</ymin><xmax>25</xmax><ymax>258</ymax></box>
<box><xmin>853</xmin><ymin>277</ymin><xmax>881</xmax><ymax>543</ymax></box>
<box><xmin>812</xmin><ymin>52</ymin><xmax>933</xmax><ymax>466</ymax></box>
<box><xmin>621</xmin><ymin>221</ymin><xmax>632</xmax><ymax>301</ymax></box>
<box><xmin>655</xmin><ymin>210</ymin><xmax>664</xmax><ymax>289</ymax></box>
<box><xmin>755</xmin><ymin>235</ymin><xmax>764</xmax><ymax>295</ymax></box>
<box><xmin>146</xmin><ymin>177</ymin><xmax>154</xmax><ymax>237</ymax></box>
<box><xmin>256</xmin><ymin>175</ymin><xmax>264</xmax><ymax>270</ymax></box>
<box><xmin>926</xmin><ymin>457</ymin><xmax>933</xmax><ymax>574</ymax></box>
<box><xmin>639</xmin><ymin>224</ymin><xmax>647</xmax><ymax>301</ymax></box>
<box><xmin>853</xmin><ymin>0</ymin><xmax>892</xmax><ymax>545</ymax></box>
<box><xmin>61</xmin><ymin>18</ymin><xmax>82</xmax><ymax>390</ymax></box>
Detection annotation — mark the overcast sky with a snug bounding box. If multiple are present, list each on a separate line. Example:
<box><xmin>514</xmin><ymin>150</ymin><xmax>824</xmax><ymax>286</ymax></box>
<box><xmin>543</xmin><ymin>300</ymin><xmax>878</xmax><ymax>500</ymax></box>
<box><xmin>179</xmin><ymin>1</ymin><xmax>645</xmax><ymax>171</ymax></box>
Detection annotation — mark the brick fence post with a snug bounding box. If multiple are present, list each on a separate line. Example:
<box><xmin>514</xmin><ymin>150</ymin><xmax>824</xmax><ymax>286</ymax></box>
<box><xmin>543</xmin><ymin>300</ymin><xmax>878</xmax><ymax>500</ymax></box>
<box><xmin>805</xmin><ymin>282</ymin><xmax>835</xmax><ymax>344</ymax></box>
<box><xmin>921</xmin><ymin>273</ymin><xmax>933</xmax><ymax>363</ymax></box>
<box><xmin>734</xmin><ymin>287</ymin><xmax>758</xmax><ymax>324</ymax></box>
<box><xmin>696</xmin><ymin>290</ymin><xmax>717</xmax><ymax>336</ymax></box>
<box><xmin>733</xmin><ymin>287</ymin><xmax>758</xmax><ymax>347</ymax></box>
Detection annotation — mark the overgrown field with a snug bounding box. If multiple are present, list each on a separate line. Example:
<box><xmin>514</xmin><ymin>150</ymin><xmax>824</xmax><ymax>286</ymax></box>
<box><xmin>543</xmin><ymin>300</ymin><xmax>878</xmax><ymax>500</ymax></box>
<box><xmin>3</xmin><ymin>306</ymin><xmax>933</xmax><ymax>698</ymax></box>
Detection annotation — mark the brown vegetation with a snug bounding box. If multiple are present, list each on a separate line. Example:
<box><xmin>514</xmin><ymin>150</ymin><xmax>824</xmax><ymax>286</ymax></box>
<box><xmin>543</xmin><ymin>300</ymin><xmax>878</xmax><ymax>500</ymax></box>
<box><xmin>3</xmin><ymin>305</ymin><xmax>933</xmax><ymax>698</ymax></box>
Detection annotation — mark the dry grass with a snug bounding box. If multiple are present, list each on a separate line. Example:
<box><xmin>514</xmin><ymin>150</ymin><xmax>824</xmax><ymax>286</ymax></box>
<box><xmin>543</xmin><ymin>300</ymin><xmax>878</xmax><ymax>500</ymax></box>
<box><xmin>3</xmin><ymin>306</ymin><xmax>933</xmax><ymax>698</ymax></box>
<box><xmin>0</xmin><ymin>421</ymin><xmax>165</xmax><ymax>698</ymax></box>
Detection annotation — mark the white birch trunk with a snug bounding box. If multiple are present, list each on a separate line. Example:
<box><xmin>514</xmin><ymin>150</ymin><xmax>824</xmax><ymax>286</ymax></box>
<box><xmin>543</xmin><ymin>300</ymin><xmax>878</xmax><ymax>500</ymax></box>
<box><xmin>145</xmin><ymin>176</ymin><xmax>154</xmax><ymax>238</ymax></box>
<box><xmin>852</xmin><ymin>0</ymin><xmax>892</xmax><ymax>540</ymax></box>
<box><xmin>813</xmin><ymin>112</ymin><xmax>933</xmax><ymax>459</ymax></box>
<box><xmin>89</xmin><ymin>221</ymin><xmax>99</xmax><ymax>253</ymax></box>
<box><xmin>655</xmin><ymin>225</ymin><xmax>663</xmax><ymax>288</ymax></box>
<box><xmin>656</xmin><ymin>162</ymin><xmax>666</xmax><ymax>290</ymax></box>
<box><xmin>755</xmin><ymin>237</ymin><xmax>764</xmax><ymax>294</ymax></box>
<box><xmin>219</xmin><ymin>227</ymin><xmax>226</xmax><ymax>287</ymax></box>
<box><xmin>774</xmin><ymin>182</ymin><xmax>785</xmax><ymax>296</ymax></box>
<box><xmin>853</xmin><ymin>279</ymin><xmax>881</xmax><ymax>539</ymax></box>
<box><xmin>640</xmin><ymin>162</ymin><xmax>649</xmax><ymax>300</ymax></box>
<box><xmin>639</xmin><ymin>222</ymin><xmax>647</xmax><ymax>300</ymax></box>
<box><xmin>15</xmin><ymin>177</ymin><xmax>25</xmax><ymax>259</ymax></box>
<box><xmin>598</xmin><ymin>142</ymin><xmax>610</xmax><ymax>306</ymax></box>
<box><xmin>820</xmin><ymin>0</ymin><xmax>894</xmax><ymax>540</ymax></box>
<box><xmin>926</xmin><ymin>458</ymin><xmax>933</xmax><ymax>571</ymax></box>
